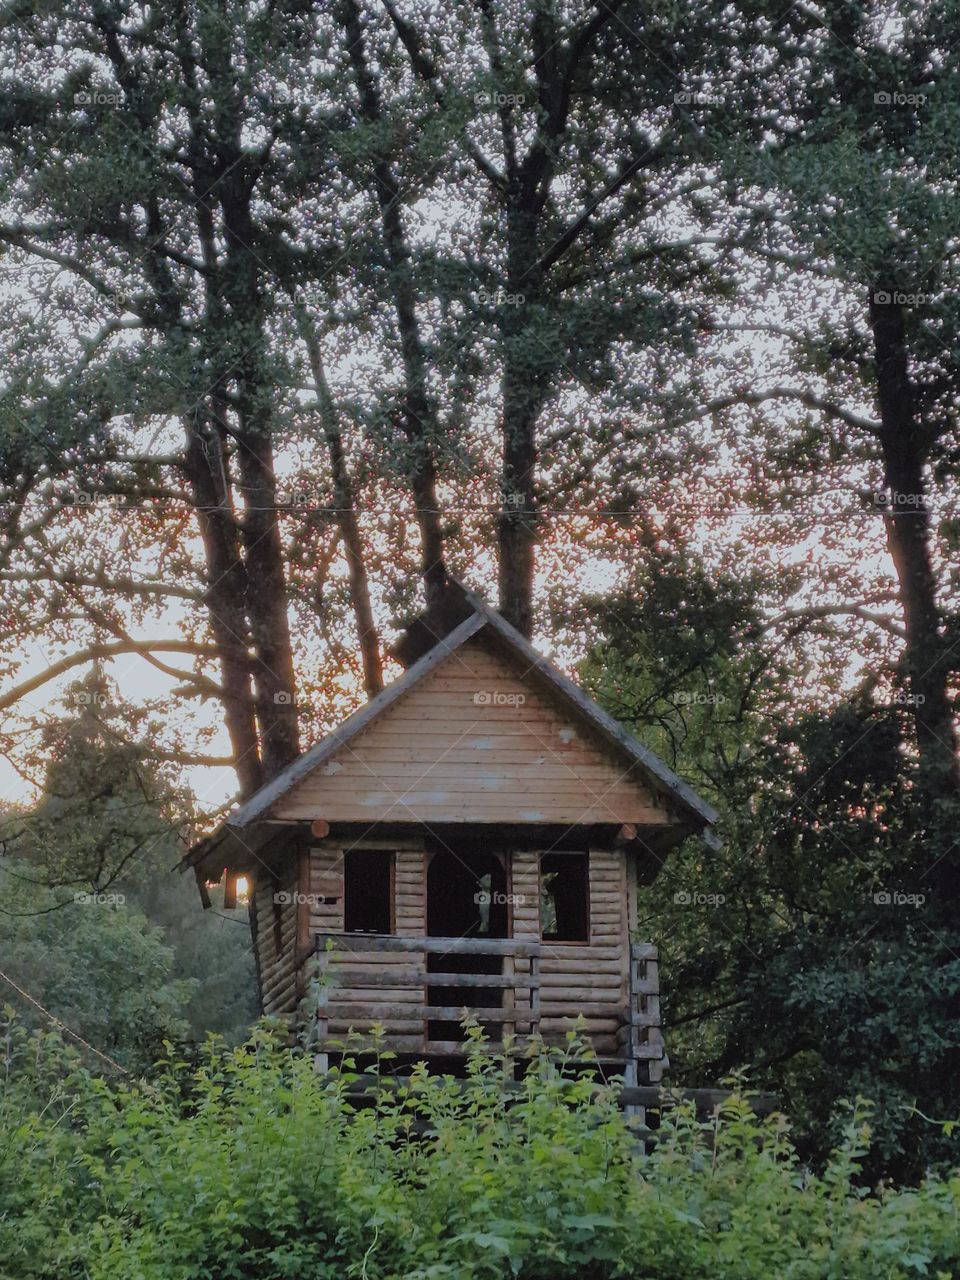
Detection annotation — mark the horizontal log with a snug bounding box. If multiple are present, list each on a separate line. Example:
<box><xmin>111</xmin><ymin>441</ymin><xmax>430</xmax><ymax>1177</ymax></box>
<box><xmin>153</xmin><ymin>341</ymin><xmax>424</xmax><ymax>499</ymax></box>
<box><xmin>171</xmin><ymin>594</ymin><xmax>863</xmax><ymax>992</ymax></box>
<box><xmin>332</xmin><ymin>967</ymin><xmax>425</xmax><ymax>988</ymax></box>
<box><xmin>330</xmin><ymin>973</ymin><xmax>534</xmax><ymax>991</ymax></box>
<box><xmin>540</xmin><ymin>1001</ymin><xmax>625</xmax><ymax>1017</ymax></box>
<box><xmin>318</xmin><ymin>933</ymin><xmax>539</xmax><ymax>957</ymax></box>
<box><xmin>329</xmin><ymin>1006</ymin><xmax>425</xmax><ymax>1023</ymax></box>
<box><xmin>427</xmin><ymin>972</ymin><xmax>536</xmax><ymax>990</ymax></box>
<box><xmin>541</xmin><ymin>1019</ymin><xmax>620</xmax><ymax>1034</ymax></box>
<box><xmin>329</xmin><ymin>1003</ymin><xmax>522</xmax><ymax>1023</ymax></box>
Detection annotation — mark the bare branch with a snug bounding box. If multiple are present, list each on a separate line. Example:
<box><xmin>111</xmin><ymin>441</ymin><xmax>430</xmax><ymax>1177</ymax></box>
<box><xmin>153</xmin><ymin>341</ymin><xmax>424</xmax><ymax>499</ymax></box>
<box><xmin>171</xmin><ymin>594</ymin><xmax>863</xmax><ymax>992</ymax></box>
<box><xmin>0</xmin><ymin>639</ymin><xmax>220</xmax><ymax>712</ymax></box>
<box><xmin>0</xmin><ymin>569</ymin><xmax>202</xmax><ymax>602</ymax></box>
<box><xmin>684</xmin><ymin>386</ymin><xmax>882</xmax><ymax>436</ymax></box>
<box><xmin>764</xmin><ymin>603</ymin><xmax>905</xmax><ymax>639</ymax></box>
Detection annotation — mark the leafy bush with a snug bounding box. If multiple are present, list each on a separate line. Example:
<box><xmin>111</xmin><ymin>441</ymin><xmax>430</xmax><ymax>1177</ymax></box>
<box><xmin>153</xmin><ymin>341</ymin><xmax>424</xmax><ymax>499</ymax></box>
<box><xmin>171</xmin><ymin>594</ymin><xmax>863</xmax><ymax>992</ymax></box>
<box><xmin>2</xmin><ymin>1020</ymin><xmax>959</xmax><ymax>1280</ymax></box>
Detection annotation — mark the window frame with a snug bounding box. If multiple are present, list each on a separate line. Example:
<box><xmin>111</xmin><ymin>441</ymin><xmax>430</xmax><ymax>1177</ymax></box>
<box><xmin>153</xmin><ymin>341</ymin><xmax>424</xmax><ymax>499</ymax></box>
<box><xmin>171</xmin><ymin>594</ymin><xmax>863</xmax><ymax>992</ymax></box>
<box><xmin>538</xmin><ymin>850</ymin><xmax>591</xmax><ymax>944</ymax></box>
<box><xmin>343</xmin><ymin>847</ymin><xmax>396</xmax><ymax>935</ymax></box>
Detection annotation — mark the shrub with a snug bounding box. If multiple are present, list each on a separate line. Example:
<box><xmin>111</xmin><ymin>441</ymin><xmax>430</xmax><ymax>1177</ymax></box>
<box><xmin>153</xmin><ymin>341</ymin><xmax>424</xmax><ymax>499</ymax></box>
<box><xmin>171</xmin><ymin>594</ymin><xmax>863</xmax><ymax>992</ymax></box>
<box><xmin>2</xmin><ymin>1020</ymin><xmax>959</xmax><ymax>1279</ymax></box>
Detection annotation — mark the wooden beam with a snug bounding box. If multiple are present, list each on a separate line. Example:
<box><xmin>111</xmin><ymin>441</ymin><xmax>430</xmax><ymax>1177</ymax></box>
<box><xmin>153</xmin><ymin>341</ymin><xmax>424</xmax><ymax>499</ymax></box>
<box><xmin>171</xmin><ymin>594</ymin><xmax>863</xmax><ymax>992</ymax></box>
<box><xmin>317</xmin><ymin>932</ymin><xmax>540</xmax><ymax>958</ymax></box>
<box><xmin>223</xmin><ymin>871</ymin><xmax>238</xmax><ymax>910</ymax></box>
<box><xmin>310</xmin><ymin>819</ymin><xmax>331</xmax><ymax>839</ymax></box>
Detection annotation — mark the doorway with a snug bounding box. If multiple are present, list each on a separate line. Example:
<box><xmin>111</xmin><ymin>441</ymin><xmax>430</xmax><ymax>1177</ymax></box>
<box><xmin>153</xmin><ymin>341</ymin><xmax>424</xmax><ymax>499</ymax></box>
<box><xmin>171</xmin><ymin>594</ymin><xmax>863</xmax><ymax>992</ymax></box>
<box><xmin>426</xmin><ymin>845</ymin><xmax>509</xmax><ymax>938</ymax></box>
<box><xmin>425</xmin><ymin>845</ymin><xmax>509</xmax><ymax>1043</ymax></box>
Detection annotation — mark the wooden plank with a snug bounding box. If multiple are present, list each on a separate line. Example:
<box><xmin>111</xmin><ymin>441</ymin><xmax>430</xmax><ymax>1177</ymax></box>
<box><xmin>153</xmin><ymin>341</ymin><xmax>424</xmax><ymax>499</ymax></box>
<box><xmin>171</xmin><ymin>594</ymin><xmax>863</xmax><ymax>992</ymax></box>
<box><xmin>331</xmin><ymin>967</ymin><xmax>426</xmax><ymax>988</ymax></box>
<box><xmin>292</xmin><ymin>786</ymin><xmax>646</xmax><ymax>807</ymax></box>
<box><xmin>328</xmin><ymin>1003</ymin><xmax>425</xmax><ymax>1021</ymax></box>
<box><xmin>328</xmin><ymin>969</ymin><xmax>536</xmax><ymax>991</ymax></box>
<box><xmin>319</xmin><ymin>933</ymin><xmax>539</xmax><ymax>957</ymax></box>
<box><xmin>333</xmin><ymin>990</ymin><xmax>424</xmax><ymax>1005</ymax></box>
<box><xmin>328</xmin><ymin>746</ymin><xmax>645</xmax><ymax>768</ymax></box>
<box><xmin>332</xmin><ymin>1004</ymin><xmax>520</xmax><ymax>1022</ymax></box>
<box><xmin>426</xmin><ymin>972</ymin><xmax>536</xmax><ymax>989</ymax></box>
<box><xmin>540</xmin><ymin>1001</ymin><xmax>625</xmax><ymax>1017</ymax></box>
<box><xmin>284</xmin><ymin>801</ymin><xmax>658</xmax><ymax>824</ymax></box>
<box><xmin>317</xmin><ymin>760</ymin><xmax>646</xmax><ymax>781</ymax></box>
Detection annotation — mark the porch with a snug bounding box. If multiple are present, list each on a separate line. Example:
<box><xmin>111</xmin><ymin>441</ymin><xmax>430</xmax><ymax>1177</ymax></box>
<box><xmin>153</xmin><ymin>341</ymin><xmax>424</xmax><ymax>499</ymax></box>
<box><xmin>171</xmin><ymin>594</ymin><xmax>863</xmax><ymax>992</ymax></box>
<box><xmin>304</xmin><ymin>932</ymin><xmax>665</xmax><ymax>1081</ymax></box>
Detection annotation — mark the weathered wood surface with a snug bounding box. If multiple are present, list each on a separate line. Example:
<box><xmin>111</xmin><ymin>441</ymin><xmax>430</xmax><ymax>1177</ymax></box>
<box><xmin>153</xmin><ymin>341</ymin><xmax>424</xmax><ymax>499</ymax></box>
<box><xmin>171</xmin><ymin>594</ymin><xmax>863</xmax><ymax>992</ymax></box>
<box><xmin>274</xmin><ymin>636</ymin><xmax>672</xmax><ymax>825</ymax></box>
<box><xmin>256</xmin><ymin>858</ymin><xmax>301</xmax><ymax>1016</ymax></box>
<box><xmin>319</xmin><ymin>932</ymin><xmax>540</xmax><ymax>957</ymax></box>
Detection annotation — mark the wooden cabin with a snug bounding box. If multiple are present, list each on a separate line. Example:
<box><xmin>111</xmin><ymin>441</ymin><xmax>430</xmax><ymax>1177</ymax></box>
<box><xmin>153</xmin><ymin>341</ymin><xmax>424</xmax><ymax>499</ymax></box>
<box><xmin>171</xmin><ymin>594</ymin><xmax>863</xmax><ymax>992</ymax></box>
<box><xmin>184</xmin><ymin>583</ymin><xmax>717</xmax><ymax>1084</ymax></box>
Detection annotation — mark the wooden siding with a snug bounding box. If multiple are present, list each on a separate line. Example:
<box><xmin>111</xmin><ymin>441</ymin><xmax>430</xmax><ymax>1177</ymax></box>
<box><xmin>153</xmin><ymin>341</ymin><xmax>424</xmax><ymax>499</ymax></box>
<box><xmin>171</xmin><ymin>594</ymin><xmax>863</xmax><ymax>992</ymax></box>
<box><xmin>274</xmin><ymin>636</ymin><xmax>672</xmax><ymax>827</ymax></box>
<box><xmin>301</xmin><ymin>838</ymin><xmax>633</xmax><ymax>1060</ymax></box>
<box><xmin>255</xmin><ymin>855</ymin><xmax>301</xmax><ymax>1019</ymax></box>
<box><xmin>535</xmin><ymin>847</ymin><xmax>629</xmax><ymax>1055</ymax></box>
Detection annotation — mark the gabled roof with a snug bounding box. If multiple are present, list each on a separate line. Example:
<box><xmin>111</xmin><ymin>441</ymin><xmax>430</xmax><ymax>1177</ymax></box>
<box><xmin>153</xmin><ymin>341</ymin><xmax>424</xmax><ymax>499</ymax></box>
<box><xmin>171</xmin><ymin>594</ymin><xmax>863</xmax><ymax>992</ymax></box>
<box><xmin>183</xmin><ymin>584</ymin><xmax>718</xmax><ymax>874</ymax></box>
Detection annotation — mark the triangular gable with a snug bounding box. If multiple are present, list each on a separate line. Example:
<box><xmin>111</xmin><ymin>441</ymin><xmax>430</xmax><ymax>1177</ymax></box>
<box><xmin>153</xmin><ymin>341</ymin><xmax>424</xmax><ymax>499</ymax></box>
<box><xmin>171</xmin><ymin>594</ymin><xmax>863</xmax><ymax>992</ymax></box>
<box><xmin>272</xmin><ymin>628</ymin><xmax>673</xmax><ymax>826</ymax></box>
<box><xmin>183</xmin><ymin>590</ymin><xmax>717</xmax><ymax>874</ymax></box>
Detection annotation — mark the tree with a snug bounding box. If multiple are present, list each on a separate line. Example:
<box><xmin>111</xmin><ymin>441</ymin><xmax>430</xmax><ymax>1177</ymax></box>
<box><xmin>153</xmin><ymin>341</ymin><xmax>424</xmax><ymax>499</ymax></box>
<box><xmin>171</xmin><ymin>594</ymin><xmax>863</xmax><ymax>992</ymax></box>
<box><xmin>1</xmin><ymin>674</ymin><xmax>257</xmax><ymax>1048</ymax></box>
<box><xmin>582</xmin><ymin>556</ymin><xmax>960</xmax><ymax>1180</ymax></box>
<box><xmin>688</xmin><ymin>0</ymin><xmax>960</xmax><ymax>809</ymax></box>
<box><xmin>0</xmin><ymin>0</ymin><xmax>762</xmax><ymax>813</ymax></box>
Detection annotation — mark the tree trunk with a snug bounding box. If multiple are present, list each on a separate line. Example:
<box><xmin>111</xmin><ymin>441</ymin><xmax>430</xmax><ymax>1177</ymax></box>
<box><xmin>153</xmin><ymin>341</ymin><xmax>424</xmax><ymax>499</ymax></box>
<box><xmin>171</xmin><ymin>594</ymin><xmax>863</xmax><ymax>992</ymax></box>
<box><xmin>869</xmin><ymin>288</ymin><xmax>958</xmax><ymax>794</ymax></box>
<box><xmin>297</xmin><ymin>302</ymin><xmax>384</xmax><ymax>698</ymax></box>
<box><xmin>183</xmin><ymin>409</ymin><xmax>263</xmax><ymax>800</ymax></box>
<box><xmin>498</xmin><ymin>367</ymin><xmax>539</xmax><ymax>638</ymax></box>
<box><xmin>497</xmin><ymin>196</ymin><xmax>544</xmax><ymax>639</ymax></box>
<box><xmin>220</xmin><ymin>182</ymin><xmax>300</xmax><ymax>777</ymax></box>
<box><xmin>338</xmin><ymin>0</ymin><xmax>447</xmax><ymax>609</ymax></box>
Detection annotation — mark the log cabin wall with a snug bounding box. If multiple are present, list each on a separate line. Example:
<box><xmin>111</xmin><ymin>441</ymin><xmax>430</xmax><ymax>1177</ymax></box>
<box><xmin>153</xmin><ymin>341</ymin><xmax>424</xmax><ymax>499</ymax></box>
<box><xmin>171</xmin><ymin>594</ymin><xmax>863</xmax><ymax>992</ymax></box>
<box><xmin>512</xmin><ymin>846</ymin><xmax>629</xmax><ymax>1058</ymax></box>
<box><xmin>303</xmin><ymin>838</ymin><xmax>632</xmax><ymax>1061</ymax></box>
<box><xmin>306</xmin><ymin>838</ymin><xmax>426</xmax><ymax>937</ymax></box>
<box><xmin>255</xmin><ymin>852</ymin><xmax>301</xmax><ymax>1020</ymax></box>
<box><xmin>306</xmin><ymin>838</ymin><xmax>427</xmax><ymax>1039</ymax></box>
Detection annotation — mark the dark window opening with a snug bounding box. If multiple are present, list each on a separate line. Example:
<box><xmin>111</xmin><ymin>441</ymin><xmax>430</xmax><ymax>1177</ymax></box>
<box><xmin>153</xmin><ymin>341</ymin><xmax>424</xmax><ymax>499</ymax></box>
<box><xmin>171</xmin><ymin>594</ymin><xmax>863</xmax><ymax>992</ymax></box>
<box><xmin>427</xmin><ymin>847</ymin><xmax>509</xmax><ymax>939</ymax></box>
<box><xmin>344</xmin><ymin>849</ymin><xmax>393</xmax><ymax>934</ymax></box>
<box><xmin>540</xmin><ymin>852</ymin><xmax>589</xmax><ymax>941</ymax></box>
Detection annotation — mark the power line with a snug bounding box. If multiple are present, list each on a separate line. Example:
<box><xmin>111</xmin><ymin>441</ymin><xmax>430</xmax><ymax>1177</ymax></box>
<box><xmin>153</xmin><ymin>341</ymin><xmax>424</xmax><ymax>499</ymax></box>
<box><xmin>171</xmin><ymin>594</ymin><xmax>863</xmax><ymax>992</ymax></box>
<box><xmin>0</xmin><ymin>964</ymin><xmax>129</xmax><ymax>1075</ymax></box>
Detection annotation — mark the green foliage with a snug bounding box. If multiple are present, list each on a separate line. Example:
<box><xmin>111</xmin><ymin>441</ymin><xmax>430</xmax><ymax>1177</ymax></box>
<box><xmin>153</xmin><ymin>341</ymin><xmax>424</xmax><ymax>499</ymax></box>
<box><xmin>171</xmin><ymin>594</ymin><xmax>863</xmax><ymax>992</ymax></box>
<box><xmin>0</xmin><ymin>862</ymin><xmax>194</xmax><ymax>1071</ymax></box>
<box><xmin>583</xmin><ymin>566</ymin><xmax>960</xmax><ymax>1181</ymax></box>
<box><xmin>2</xmin><ymin>1023</ymin><xmax>960</xmax><ymax>1280</ymax></box>
<box><xmin>0</xmin><ymin>687</ymin><xmax>257</xmax><ymax>1052</ymax></box>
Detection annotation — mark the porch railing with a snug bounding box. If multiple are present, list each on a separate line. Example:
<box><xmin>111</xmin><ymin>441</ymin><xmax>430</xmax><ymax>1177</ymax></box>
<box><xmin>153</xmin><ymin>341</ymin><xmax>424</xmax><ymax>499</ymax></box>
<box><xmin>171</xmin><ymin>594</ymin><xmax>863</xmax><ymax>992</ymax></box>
<box><xmin>308</xmin><ymin>932</ymin><xmax>540</xmax><ymax>1057</ymax></box>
